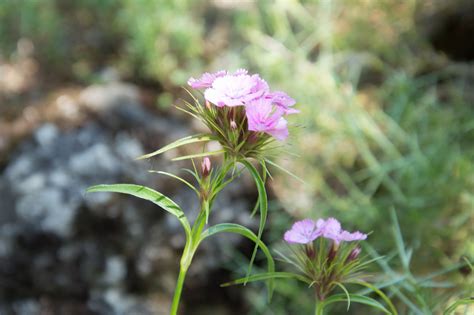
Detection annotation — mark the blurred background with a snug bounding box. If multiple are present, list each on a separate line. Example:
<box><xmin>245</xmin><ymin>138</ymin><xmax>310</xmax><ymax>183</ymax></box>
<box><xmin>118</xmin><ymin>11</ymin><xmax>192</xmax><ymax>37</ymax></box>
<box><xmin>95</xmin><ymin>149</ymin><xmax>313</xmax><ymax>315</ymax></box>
<box><xmin>0</xmin><ymin>0</ymin><xmax>473</xmax><ymax>314</ymax></box>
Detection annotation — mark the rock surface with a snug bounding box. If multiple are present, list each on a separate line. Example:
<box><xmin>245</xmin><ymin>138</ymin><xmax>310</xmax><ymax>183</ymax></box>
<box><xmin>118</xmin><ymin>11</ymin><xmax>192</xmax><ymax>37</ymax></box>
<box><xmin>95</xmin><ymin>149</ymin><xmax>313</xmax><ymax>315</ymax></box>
<box><xmin>0</xmin><ymin>82</ymin><xmax>257</xmax><ymax>314</ymax></box>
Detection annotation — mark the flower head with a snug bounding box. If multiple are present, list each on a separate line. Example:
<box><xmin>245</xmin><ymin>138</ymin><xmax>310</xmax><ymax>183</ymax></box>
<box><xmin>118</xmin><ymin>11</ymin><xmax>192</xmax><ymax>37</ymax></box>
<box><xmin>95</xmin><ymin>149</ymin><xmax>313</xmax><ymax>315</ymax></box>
<box><xmin>204</xmin><ymin>74</ymin><xmax>269</xmax><ymax>107</ymax></box>
<box><xmin>246</xmin><ymin>98</ymin><xmax>289</xmax><ymax>141</ymax></box>
<box><xmin>265</xmin><ymin>91</ymin><xmax>299</xmax><ymax>114</ymax></box>
<box><xmin>187</xmin><ymin>70</ymin><xmax>228</xmax><ymax>89</ymax></box>
<box><xmin>284</xmin><ymin>219</ymin><xmax>321</xmax><ymax>244</ymax></box>
<box><xmin>318</xmin><ymin>217</ymin><xmax>367</xmax><ymax>245</ymax></box>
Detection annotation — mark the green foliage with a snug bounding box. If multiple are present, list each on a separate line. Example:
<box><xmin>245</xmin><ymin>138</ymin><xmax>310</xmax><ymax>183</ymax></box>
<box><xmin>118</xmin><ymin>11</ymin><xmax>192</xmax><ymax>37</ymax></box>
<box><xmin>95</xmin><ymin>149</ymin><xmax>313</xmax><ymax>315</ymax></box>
<box><xmin>117</xmin><ymin>0</ymin><xmax>205</xmax><ymax>85</ymax></box>
<box><xmin>86</xmin><ymin>183</ymin><xmax>191</xmax><ymax>237</ymax></box>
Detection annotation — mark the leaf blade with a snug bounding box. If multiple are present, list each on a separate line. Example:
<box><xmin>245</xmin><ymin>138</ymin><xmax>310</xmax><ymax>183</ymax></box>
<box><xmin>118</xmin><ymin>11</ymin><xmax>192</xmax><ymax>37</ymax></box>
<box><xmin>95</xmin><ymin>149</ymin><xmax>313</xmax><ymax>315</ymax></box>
<box><xmin>136</xmin><ymin>134</ymin><xmax>212</xmax><ymax>160</ymax></box>
<box><xmin>240</xmin><ymin>159</ymin><xmax>268</xmax><ymax>282</ymax></box>
<box><xmin>86</xmin><ymin>184</ymin><xmax>191</xmax><ymax>237</ymax></box>
<box><xmin>322</xmin><ymin>293</ymin><xmax>391</xmax><ymax>314</ymax></box>
<box><xmin>199</xmin><ymin>223</ymin><xmax>277</xmax><ymax>300</ymax></box>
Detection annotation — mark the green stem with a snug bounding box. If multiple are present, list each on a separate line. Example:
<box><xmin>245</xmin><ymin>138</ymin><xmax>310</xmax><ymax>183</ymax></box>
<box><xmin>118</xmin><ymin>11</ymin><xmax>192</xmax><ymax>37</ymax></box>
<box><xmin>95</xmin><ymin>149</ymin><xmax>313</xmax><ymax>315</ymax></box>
<box><xmin>170</xmin><ymin>265</ymin><xmax>188</xmax><ymax>315</ymax></box>
<box><xmin>169</xmin><ymin>160</ymin><xmax>233</xmax><ymax>314</ymax></box>
<box><xmin>315</xmin><ymin>300</ymin><xmax>324</xmax><ymax>315</ymax></box>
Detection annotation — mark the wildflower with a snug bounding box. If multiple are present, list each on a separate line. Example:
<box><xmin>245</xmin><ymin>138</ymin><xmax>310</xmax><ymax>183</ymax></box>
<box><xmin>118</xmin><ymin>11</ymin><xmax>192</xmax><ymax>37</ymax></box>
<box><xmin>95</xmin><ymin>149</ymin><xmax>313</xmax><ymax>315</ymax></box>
<box><xmin>284</xmin><ymin>219</ymin><xmax>321</xmax><ymax>244</ymax></box>
<box><xmin>318</xmin><ymin>217</ymin><xmax>367</xmax><ymax>245</ymax></box>
<box><xmin>204</xmin><ymin>74</ymin><xmax>269</xmax><ymax>107</ymax></box>
<box><xmin>187</xmin><ymin>70</ymin><xmax>227</xmax><ymax>89</ymax></box>
<box><xmin>265</xmin><ymin>91</ymin><xmax>299</xmax><ymax>114</ymax></box>
<box><xmin>246</xmin><ymin>98</ymin><xmax>289</xmax><ymax>141</ymax></box>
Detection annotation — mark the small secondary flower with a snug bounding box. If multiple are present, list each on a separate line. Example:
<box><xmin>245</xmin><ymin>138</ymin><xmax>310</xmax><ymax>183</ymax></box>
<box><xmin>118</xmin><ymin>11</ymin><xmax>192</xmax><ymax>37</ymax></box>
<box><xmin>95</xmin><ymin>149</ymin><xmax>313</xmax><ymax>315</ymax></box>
<box><xmin>284</xmin><ymin>217</ymin><xmax>367</xmax><ymax>245</ymax></box>
<box><xmin>319</xmin><ymin>217</ymin><xmax>367</xmax><ymax>245</ymax></box>
<box><xmin>284</xmin><ymin>219</ymin><xmax>321</xmax><ymax>244</ymax></box>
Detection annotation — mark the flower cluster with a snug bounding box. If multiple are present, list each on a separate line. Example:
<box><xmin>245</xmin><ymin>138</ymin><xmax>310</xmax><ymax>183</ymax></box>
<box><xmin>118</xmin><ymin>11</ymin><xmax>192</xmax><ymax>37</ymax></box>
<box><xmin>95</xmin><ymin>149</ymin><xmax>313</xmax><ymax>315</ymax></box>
<box><xmin>284</xmin><ymin>217</ymin><xmax>367</xmax><ymax>245</ymax></box>
<box><xmin>188</xmin><ymin>69</ymin><xmax>297</xmax><ymax>141</ymax></box>
<box><xmin>282</xmin><ymin>218</ymin><xmax>368</xmax><ymax>301</ymax></box>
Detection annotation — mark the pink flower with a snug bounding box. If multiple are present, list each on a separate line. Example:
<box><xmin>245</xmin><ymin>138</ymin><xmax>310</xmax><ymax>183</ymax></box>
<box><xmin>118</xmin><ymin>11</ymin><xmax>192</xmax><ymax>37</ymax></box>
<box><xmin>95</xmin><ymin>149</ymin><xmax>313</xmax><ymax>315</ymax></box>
<box><xmin>284</xmin><ymin>217</ymin><xmax>367</xmax><ymax>245</ymax></box>
<box><xmin>245</xmin><ymin>98</ymin><xmax>289</xmax><ymax>140</ymax></box>
<box><xmin>204</xmin><ymin>74</ymin><xmax>269</xmax><ymax>107</ymax></box>
<box><xmin>318</xmin><ymin>218</ymin><xmax>367</xmax><ymax>245</ymax></box>
<box><xmin>284</xmin><ymin>219</ymin><xmax>321</xmax><ymax>244</ymax></box>
<box><xmin>265</xmin><ymin>91</ymin><xmax>299</xmax><ymax>114</ymax></box>
<box><xmin>188</xmin><ymin>70</ymin><xmax>228</xmax><ymax>89</ymax></box>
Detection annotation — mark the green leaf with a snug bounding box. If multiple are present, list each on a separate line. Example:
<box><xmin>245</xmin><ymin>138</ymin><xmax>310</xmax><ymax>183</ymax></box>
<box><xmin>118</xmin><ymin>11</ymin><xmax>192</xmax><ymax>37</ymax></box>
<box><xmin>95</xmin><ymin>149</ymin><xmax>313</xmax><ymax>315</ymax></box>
<box><xmin>149</xmin><ymin>170</ymin><xmax>198</xmax><ymax>194</ymax></box>
<box><xmin>136</xmin><ymin>134</ymin><xmax>212</xmax><ymax>160</ymax></box>
<box><xmin>86</xmin><ymin>184</ymin><xmax>191</xmax><ymax>238</ymax></box>
<box><xmin>240</xmin><ymin>159</ymin><xmax>268</xmax><ymax>282</ymax></box>
<box><xmin>199</xmin><ymin>223</ymin><xmax>277</xmax><ymax>300</ymax></box>
<box><xmin>444</xmin><ymin>298</ymin><xmax>474</xmax><ymax>315</ymax></box>
<box><xmin>265</xmin><ymin>159</ymin><xmax>305</xmax><ymax>184</ymax></box>
<box><xmin>221</xmin><ymin>272</ymin><xmax>311</xmax><ymax>287</ymax></box>
<box><xmin>171</xmin><ymin>149</ymin><xmax>224</xmax><ymax>161</ymax></box>
<box><xmin>351</xmin><ymin>280</ymin><xmax>398</xmax><ymax>315</ymax></box>
<box><xmin>322</xmin><ymin>293</ymin><xmax>392</xmax><ymax>314</ymax></box>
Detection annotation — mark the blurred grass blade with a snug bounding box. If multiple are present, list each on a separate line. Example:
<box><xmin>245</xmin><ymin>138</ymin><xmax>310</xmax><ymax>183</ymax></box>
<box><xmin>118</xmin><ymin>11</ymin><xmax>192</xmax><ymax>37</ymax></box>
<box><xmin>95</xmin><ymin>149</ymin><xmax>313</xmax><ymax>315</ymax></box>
<box><xmin>199</xmin><ymin>223</ymin><xmax>276</xmax><ymax>300</ymax></box>
<box><xmin>240</xmin><ymin>159</ymin><xmax>268</xmax><ymax>283</ymax></box>
<box><xmin>136</xmin><ymin>134</ymin><xmax>212</xmax><ymax>160</ymax></box>
<box><xmin>389</xmin><ymin>207</ymin><xmax>410</xmax><ymax>271</ymax></box>
<box><xmin>221</xmin><ymin>272</ymin><xmax>311</xmax><ymax>287</ymax></box>
<box><xmin>86</xmin><ymin>184</ymin><xmax>191</xmax><ymax>237</ymax></box>
<box><xmin>322</xmin><ymin>294</ymin><xmax>391</xmax><ymax>314</ymax></box>
<box><xmin>444</xmin><ymin>298</ymin><xmax>474</xmax><ymax>315</ymax></box>
<box><xmin>171</xmin><ymin>149</ymin><xmax>224</xmax><ymax>161</ymax></box>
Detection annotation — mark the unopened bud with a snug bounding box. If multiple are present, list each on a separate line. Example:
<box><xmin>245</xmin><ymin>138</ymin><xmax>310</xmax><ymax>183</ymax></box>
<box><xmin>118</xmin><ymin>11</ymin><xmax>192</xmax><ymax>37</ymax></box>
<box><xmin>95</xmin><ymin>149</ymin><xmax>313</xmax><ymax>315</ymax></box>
<box><xmin>305</xmin><ymin>244</ymin><xmax>315</xmax><ymax>259</ymax></box>
<box><xmin>230</xmin><ymin>120</ymin><xmax>237</xmax><ymax>129</ymax></box>
<box><xmin>201</xmin><ymin>157</ymin><xmax>211</xmax><ymax>177</ymax></box>
<box><xmin>205</xmin><ymin>100</ymin><xmax>211</xmax><ymax>110</ymax></box>
<box><xmin>327</xmin><ymin>242</ymin><xmax>338</xmax><ymax>263</ymax></box>
<box><xmin>345</xmin><ymin>247</ymin><xmax>361</xmax><ymax>263</ymax></box>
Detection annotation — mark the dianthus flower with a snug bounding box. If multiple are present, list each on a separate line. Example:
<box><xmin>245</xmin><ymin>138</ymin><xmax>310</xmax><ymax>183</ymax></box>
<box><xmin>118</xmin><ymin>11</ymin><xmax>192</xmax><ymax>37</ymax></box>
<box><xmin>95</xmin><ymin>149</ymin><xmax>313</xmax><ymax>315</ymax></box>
<box><xmin>284</xmin><ymin>219</ymin><xmax>321</xmax><ymax>244</ymax></box>
<box><xmin>204</xmin><ymin>74</ymin><xmax>269</xmax><ymax>107</ymax></box>
<box><xmin>265</xmin><ymin>91</ymin><xmax>299</xmax><ymax>114</ymax></box>
<box><xmin>245</xmin><ymin>98</ymin><xmax>289</xmax><ymax>140</ymax></box>
<box><xmin>284</xmin><ymin>217</ymin><xmax>367</xmax><ymax>245</ymax></box>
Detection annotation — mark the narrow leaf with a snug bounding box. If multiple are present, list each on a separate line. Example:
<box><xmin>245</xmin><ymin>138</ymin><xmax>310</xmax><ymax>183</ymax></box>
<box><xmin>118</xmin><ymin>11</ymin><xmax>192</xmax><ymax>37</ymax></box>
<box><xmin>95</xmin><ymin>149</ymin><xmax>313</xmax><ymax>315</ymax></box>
<box><xmin>240</xmin><ymin>159</ymin><xmax>268</xmax><ymax>282</ymax></box>
<box><xmin>221</xmin><ymin>272</ymin><xmax>311</xmax><ymax>287</ymax></box>
<box><xmin>322</xmin><ymin>294</ymin><xmax>391</xmax><ymax>314</ymax></box>
<box><xmin>265</xmin><ymin>159</ymin><xmax>305</xmax><ymax>184</ymax></box>
<box><xmin>86</xmin><ymin>184</ymin><xmax>191</xmax><ymax>237</ymax></box>
<box><xmin>149</xmin><ymin>170</ymin><xmax>198</xmax><ymax>194</ymax></box>
<box><xmin>351</xmin><ymin>280</ymin><xmax>398</xmax><ymax>315</ymax></box>
<box><xmin>444</xmin><ymin>298</ymin><xmax>474</xmax><ymax>315</ymax></box>
<box><xmin>199</xmin><ymin>223</ymin><xmax>277</xmax><ymax>300</ymax></box>
<box><xmin>171</xmin><ymin>149</ymin><xmax>225</xmax><ymax>161</ymax></box>
<box><xmin>136</xmin><ymin>134</ymin><xmax>212</xmax><ymax>160</ymax></box>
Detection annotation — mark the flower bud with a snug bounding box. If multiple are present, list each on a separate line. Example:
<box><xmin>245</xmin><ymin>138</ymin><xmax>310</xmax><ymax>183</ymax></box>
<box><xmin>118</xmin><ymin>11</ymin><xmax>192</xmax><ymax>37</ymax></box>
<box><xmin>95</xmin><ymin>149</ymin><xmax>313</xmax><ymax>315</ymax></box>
<box><xmin>201</xmin><ymin>157</ymin><xmax>211</xmax><ymax>177</ymax></box>
<box><xmin>305</xmin><ymin>244</ymin><xmax>315</xmax><ymax>259</ymax></box>
<box><xmin>346</xmin><ymin>247</ymin><xmax>361</xmax><ymax>263</ymax></box>
<box><xmin>230</xmin><ymin>120</ymin><xmax>237</xmax><ymax>130</ymax></box>
<box><xmin>327</xmin><ymin>242</ymin><xmax>338</xmax><ymax>263</ymax></box>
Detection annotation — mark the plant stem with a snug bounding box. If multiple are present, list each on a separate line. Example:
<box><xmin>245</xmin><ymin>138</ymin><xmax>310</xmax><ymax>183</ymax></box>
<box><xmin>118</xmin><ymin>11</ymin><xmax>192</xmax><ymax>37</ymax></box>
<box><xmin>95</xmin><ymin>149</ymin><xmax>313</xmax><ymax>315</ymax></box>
<box><xmin>315</xmin><ymin>300</ymin><xmax>324</xmax><ymax>315</ymax></box>
<box><xmin>170</xmin><ymin>265</ymin><xmax>188</xmax><ymax>315</ymax></box>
